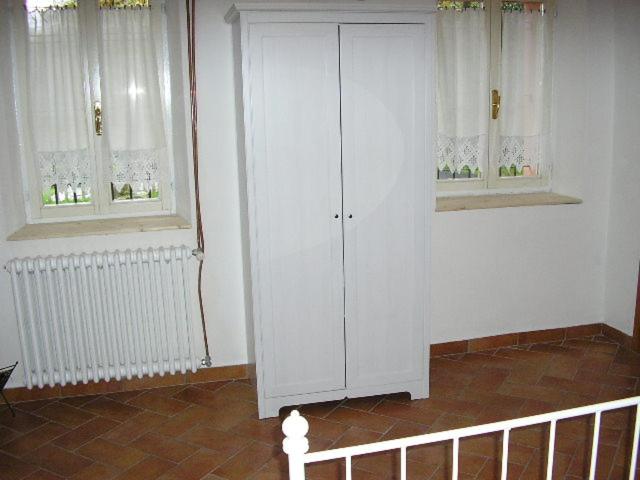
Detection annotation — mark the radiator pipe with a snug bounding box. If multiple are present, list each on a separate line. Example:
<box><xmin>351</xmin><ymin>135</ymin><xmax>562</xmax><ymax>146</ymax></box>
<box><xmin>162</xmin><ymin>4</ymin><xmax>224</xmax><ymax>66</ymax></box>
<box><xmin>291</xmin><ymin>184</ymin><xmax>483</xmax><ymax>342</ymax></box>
<box><xmin>186</xmin><ymin>0</ymin><xmax>212</xmax><ymax>368</ymax></box>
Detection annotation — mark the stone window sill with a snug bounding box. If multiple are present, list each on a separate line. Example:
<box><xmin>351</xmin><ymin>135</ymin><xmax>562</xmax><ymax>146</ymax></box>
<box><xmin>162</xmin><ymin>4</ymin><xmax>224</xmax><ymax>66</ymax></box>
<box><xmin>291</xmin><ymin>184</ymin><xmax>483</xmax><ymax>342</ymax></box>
<box><xmin>7</xmin><ymin>215</ymin><xmax>191</xmax><ymax>241</ymax></box>
<box><xmin>436</xmin><ymin>192</ymin><xmax>582</xmax><ymax>212</ymax></box>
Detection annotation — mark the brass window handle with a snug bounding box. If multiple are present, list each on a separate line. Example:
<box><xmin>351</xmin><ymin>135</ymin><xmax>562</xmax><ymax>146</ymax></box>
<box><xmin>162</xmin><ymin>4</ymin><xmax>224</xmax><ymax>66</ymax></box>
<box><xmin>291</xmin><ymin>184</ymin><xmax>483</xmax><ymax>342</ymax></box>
<box><xmin>94</xmin><ymin>101</ymin><xmax>103</xmax><ymax>135</ymax></box>
<box><xmin>491</xmin><ymin>89</ymin><xmax>500</xmax><ymax>120</ymax></box>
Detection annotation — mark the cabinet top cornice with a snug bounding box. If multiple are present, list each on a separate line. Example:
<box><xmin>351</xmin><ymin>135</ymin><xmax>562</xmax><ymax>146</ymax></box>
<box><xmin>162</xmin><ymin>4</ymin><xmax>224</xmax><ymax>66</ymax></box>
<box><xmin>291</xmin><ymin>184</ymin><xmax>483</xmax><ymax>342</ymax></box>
<box><xmin>225</xmin><ymin>2</ymin><xmax>437</xmax><ymax>23</ymax></box>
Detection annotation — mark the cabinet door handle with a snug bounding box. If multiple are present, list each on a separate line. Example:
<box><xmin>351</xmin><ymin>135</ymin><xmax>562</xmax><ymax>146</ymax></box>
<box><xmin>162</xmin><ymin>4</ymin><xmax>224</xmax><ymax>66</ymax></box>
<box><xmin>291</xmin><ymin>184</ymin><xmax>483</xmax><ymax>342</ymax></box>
<box><xmin>348</xmin><ymin>214</ymin><xmax>353</xmax><ymax>218</ymax></box>
<box><xmin>334</xmin><ymin>214</ymin><xmax>339</xmax><ymax>219</ymax></box>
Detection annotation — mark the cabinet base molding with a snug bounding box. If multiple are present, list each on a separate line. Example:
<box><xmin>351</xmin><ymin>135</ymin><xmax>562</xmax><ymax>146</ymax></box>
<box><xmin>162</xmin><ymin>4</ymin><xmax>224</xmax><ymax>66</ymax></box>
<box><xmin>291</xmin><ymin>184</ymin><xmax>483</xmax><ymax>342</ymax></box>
<box><xmin>261</xmin><ymin>379</ymin><xmax>429</xmax><ymax>419</ymax></box>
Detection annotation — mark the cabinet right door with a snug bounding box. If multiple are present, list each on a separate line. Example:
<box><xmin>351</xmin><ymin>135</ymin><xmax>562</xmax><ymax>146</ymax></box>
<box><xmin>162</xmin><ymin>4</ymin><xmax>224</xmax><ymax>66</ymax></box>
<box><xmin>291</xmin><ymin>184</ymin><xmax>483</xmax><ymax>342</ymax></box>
<box><xmin>340</xmin><ymin>24</ymin><xmax>429</xmax><ymax>390</ymax></box>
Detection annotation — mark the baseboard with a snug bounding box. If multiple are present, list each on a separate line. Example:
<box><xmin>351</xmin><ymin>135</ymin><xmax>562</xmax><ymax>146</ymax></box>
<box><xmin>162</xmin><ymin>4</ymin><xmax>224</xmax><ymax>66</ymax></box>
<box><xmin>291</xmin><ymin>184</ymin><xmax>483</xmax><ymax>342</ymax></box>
<box><xmin>430</xmin><ymin>322</ymin><xmax>637</xmax><ymax>357</ymax></box>
<box><xmin>601</xmin><ymin>323</ymin><xmax>639</xmax><ymax>352</ymax></box>
<box><xmin>5</xmin><ymin>364</ymin><xmax>249</xmax><ymax>403</ymax></box>
<box><xmin>6</xmin><ymin>322</ymin><xmax>636</xmax><ymax>404</ymax></box>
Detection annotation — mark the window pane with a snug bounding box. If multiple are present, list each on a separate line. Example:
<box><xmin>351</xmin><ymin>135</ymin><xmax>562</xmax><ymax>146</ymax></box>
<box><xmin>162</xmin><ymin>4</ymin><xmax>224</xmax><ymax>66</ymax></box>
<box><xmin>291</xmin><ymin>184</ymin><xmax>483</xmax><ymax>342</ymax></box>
<box><xmin>99</xmin><ymin>0</ymin><xmax>149</xmax><ymax>8</ymax></box>
<box><xmin>499</xmin><ymin>1</ymin><xmax>551</xmax><ymax>178</ymax></box>
<box><xmin>25</xmin><ymin>4</ymin><xmax>93</xmax><ymax>205</ymax></box>
<box><xmin>111</xmin><ymin>182</ymin><xmax>159</xmax><ymax>202</ymax></box>
<box><xmin>99</xmin><ymin>3</ymin><xmax>166</xmax><ymax>202</ymax></box>
<box><xmin>436</xmin><ymin>1</ymin><xmax>489</xmax><ymax>180</ymax></box>
<box><xmin>438</xmin><ymin>1</ymin><xmax>484</xmax><ymax>11</ymax></box>
<box><xmin>42</xmin><ymin>184</ymin><xmax>92</xmax><ymax>205</ymax></box>
<box><xmin>26</xmin><ymin>0</ymin><xmax>77</xmax><ymax>11</ymax></box>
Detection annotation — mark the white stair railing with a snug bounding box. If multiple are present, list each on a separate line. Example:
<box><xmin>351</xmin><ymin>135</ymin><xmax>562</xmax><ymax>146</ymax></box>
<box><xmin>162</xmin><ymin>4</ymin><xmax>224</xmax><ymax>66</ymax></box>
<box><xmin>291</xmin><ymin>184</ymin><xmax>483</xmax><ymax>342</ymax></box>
<box><xmin>282</xmin><ymin>396</ymin><xmax>640</xmax><ymax>480</ymax></box>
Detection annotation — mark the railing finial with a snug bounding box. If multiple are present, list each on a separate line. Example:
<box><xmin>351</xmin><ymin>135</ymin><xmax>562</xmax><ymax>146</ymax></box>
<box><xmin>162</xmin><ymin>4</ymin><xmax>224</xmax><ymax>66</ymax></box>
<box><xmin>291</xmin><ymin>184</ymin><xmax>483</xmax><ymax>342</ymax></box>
<box><xmin>283</xmin><ymin>410</ymin><xmax>309</xmax><ymax>480</ymax></box>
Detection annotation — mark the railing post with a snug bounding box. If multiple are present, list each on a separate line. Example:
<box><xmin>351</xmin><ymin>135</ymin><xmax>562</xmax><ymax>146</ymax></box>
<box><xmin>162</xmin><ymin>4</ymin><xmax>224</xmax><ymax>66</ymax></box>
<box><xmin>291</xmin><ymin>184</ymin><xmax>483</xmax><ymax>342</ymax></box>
<box><xmin>283</xmin><ymin>410</ymin><xmax>310</xmax><ymax>480</ymax></box>
<box><xmin>629</xmin><ymin>404</ymin><xmax>640</xmax><ymax>480</ymax></box>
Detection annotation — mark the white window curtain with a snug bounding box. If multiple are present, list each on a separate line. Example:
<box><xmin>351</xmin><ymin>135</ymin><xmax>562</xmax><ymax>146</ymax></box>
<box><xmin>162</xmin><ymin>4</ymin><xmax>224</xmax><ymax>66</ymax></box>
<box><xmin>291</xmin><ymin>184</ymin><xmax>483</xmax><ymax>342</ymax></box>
<box><xmin>24</xmin><ymin>6</ymin><xmax>93</xmax><ymax>195</ymax></box>
<box><xmin>436</xmin><ymin>8</ymin><xmax>489</xmax><ymax>175</ymax></box>
<box><xmin>499</xmin><ymin>10</ymin><xmax>552</xmax><ymax>176</ymax></box>
<box><xmin>99</xmin><ymin>4</ymin><xmax>167</xmax><ymax>193</ymax></box>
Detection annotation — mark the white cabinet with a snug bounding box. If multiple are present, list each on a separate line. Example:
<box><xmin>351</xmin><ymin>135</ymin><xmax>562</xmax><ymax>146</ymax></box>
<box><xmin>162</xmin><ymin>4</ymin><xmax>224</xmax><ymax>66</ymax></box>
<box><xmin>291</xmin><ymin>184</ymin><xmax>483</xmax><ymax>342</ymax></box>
<box><xmin>227</xmin><ymin>3</ymin><xmax>436</xmax><ymax>418</ymax></box>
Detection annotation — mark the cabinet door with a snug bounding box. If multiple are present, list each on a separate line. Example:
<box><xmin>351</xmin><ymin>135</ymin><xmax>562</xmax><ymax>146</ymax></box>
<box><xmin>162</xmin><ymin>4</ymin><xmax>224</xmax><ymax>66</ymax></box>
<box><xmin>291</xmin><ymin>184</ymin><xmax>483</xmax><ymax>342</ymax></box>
<box><xmin>340</xmin><ymin>24</ymin><xmax>429</xmax><ymax>389</ymax></box>
<box><xmin>247</xmin><ymin>23</ymin><xmax>345</xmax><ymax>397</ymax></box>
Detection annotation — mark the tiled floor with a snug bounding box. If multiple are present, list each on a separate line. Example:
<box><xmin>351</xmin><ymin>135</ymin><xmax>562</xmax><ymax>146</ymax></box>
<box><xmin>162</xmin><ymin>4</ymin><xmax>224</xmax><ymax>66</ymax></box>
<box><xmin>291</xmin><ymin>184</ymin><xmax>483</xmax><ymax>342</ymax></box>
<box><xmin>1</xmin><ymin>335</ymin><xmax>639</xmax><ymax>480</ymax></box>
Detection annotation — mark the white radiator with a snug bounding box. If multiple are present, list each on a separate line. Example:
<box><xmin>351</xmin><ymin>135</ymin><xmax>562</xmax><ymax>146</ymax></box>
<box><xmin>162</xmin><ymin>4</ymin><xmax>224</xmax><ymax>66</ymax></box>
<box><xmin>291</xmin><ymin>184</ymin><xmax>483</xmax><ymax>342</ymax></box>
<box><xmin>6</xmin><ymin>246</ymin><xmax>200</xmax><ymax>389</ymax></box>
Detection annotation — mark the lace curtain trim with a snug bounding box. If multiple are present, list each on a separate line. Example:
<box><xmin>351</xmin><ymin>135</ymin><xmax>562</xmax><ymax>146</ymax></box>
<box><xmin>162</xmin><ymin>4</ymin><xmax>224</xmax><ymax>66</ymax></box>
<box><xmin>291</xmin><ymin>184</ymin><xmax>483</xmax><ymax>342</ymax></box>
<box><xmin>38</xmin><ymin>150</ymin><xmax>92</xmax><ymax>188</ymax></box>
<box><xmin>499</xmin><ymin>135</ymin><xmax>542</xmax><ymax>171</ymax></box>
<box><xmin>437</xmin><ymin>134</ymin><xmax>485</xmax><ymax>174</ymax></box>
<box><xmin>111</xmin><ymin>149</ymin><xmax>161</xmax><ymax>190</ymax></box>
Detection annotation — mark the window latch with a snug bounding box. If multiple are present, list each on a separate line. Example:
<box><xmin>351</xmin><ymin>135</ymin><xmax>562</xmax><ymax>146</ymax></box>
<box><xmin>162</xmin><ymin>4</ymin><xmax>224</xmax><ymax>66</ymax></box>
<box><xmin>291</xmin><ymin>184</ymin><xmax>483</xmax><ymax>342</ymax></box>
<box><xmin>94</xmin><ymin>101</ymin><xmax>103</xmax><ymax>136</ymax></box>
<box><xmin>491</xmin><ymin>89</ymin><xmax>500</xmax><ymax>120</ymax></box>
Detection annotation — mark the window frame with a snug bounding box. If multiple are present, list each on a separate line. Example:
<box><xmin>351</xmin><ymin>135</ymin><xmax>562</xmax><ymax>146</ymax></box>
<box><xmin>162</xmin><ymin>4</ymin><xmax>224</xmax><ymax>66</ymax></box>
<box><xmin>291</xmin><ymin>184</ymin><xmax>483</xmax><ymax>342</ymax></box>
<box><xmin>10</xmin><ymin>0</ymin><xmax>176</xmax><ymax>223</ymax></box>
<box><xmin>436</xmin><ymin>0</ymin><xmax>555</xmax><ymax>195</ymax></box>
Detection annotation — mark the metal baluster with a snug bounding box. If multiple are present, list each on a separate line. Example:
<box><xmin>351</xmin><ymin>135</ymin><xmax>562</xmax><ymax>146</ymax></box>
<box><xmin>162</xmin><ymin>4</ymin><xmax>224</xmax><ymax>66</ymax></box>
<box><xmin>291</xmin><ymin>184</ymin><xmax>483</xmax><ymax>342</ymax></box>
<box><xmin>501</xmin><ymin>429</ymin><xmax>510</xmax><ymax>480</ymax></box>
<box><xmin>589</xmin><ymin>411</ymin><xmax>601</xmax><ymax>480</ymax></box>
<box><xmin>629</xmin><ymin>404</ymin><xmax>640</xmax><ymax>480</ymax></box>
<box><xmin>452</xmin><ymin>437</ymin><xmax>459</xmax><ymax>480</ymax></box>
<box><xmin>546</xmin><ymin>420</ymin><xmax>557</xmax><ymax>480</ymax></box>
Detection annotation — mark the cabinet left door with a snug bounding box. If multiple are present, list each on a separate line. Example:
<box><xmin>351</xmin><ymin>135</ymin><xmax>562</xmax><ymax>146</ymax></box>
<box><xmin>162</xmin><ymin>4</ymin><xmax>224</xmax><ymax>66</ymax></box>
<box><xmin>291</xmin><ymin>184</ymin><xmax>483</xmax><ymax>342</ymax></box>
<box><xmin>245</xmin><ymin>23</ymin><xmax>346</xmax><ymax>398</ymax></box>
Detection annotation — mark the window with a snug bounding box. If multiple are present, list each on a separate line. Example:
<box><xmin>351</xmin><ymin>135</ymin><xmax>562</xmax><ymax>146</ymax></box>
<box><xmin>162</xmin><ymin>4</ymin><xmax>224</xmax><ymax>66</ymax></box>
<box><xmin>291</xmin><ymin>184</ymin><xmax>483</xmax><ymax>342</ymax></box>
<box><xmin>10</xmin><ymin>0</ymin><xmax>176</xmax><ymax>220</ymax></box>
<box><xmin>436</xmin><ymin>0</ymin><xmax>554</xmax><ymax>193</ymax></box>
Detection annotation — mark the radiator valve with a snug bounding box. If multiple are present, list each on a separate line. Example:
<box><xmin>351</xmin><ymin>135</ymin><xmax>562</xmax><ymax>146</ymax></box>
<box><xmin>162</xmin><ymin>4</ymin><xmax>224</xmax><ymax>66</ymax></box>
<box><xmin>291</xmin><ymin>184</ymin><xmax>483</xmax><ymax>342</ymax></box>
<box><xmin>192</xmin><ymin>248</ymin><xmax>205</xmax><ymax>261</ymax></box>
<box><xmin>201</xmin><ymin>355</ymin><xmax>213</xmax><ymax>367</ymax></box>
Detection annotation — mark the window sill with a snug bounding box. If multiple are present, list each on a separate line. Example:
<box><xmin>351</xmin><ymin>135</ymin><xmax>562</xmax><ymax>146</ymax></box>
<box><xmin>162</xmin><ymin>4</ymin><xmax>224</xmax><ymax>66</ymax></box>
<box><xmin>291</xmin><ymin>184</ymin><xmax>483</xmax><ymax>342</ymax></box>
<box><xmin>436</xmin><ymin>192</ymin><xmax>582</xmax><ymax>213</ymax></box>
<box><xmin>7</xmin><ymin>215</ymin><xmax>191</xmax><ymax>241</ymax></box>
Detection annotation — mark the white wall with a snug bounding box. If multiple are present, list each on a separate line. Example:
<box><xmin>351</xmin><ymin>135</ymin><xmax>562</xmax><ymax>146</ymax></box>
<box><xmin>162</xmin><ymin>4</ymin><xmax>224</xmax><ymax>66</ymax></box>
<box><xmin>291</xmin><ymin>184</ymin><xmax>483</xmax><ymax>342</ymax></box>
<box><xmin>0</xmin><ymin>1</ymin><xmax>250</xmax><ymax>387</ymax></box>
<box><xmin>0</xmin><ymin>0</ymin><xmax>632</xmax><ymax>389</ymax></box>
<box><xmin>603</xmin><ymin>0</ymin><xmax>640</xmax><ymax>335</ymax></box>
<box><xmin>432</xmin><ymin>0</ymin><xmax>616</xmax><ymax>341</ymax></box>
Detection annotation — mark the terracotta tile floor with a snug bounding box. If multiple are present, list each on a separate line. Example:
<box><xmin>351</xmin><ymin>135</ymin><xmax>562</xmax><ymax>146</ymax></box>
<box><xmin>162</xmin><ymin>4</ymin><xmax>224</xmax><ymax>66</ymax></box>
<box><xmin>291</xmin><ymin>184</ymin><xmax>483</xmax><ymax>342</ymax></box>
<box><xmin>1</xmin><ymin>335</ymin><xmax>639</xmax><ymax>480</ymax></box>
